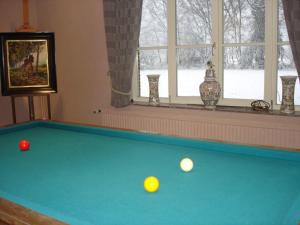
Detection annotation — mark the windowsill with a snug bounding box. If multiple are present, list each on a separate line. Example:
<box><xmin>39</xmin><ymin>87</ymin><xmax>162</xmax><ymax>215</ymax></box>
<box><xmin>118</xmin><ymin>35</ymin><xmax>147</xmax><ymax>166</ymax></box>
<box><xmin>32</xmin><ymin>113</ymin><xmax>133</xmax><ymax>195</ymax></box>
<box><xmin>131</xmin><ymin>101</ymin><xmax>300</xmax><ymax>117</ymax></box>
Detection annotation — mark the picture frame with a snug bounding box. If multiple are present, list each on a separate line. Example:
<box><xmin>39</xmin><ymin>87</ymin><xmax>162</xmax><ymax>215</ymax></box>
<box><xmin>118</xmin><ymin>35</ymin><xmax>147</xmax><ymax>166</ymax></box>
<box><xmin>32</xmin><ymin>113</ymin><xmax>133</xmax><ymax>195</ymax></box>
<box><xmin>0</xmin><ymin>32</ymin><xmax>57</xmax><ymax>96</ymax></box>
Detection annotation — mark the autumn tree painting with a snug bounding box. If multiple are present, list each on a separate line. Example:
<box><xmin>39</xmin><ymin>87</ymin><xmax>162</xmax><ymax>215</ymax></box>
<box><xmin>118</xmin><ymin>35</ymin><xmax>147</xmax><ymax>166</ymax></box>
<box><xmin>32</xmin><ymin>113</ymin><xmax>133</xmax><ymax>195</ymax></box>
<box><xmin>7</xmin><ymin>40</ymin><xmax>49</xmax><ymax>87</ymax></box>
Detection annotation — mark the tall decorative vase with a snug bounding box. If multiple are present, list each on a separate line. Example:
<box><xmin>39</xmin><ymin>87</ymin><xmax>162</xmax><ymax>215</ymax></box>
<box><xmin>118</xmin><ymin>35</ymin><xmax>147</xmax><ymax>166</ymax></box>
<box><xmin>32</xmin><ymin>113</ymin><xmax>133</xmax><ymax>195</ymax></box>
<box><xmin>147</xmin><ymin>74</ymin><xmax>160</xmax><ymax>106</ymax></box>
<box><xmin>199</xmin><ymin>61</ymin><xmax>221</xmax><ymax>109</ymax></box>
<box><xmin>280</xmin><ymin>76</ymin><xmax>298</xmax><ymax>114</ymax></box>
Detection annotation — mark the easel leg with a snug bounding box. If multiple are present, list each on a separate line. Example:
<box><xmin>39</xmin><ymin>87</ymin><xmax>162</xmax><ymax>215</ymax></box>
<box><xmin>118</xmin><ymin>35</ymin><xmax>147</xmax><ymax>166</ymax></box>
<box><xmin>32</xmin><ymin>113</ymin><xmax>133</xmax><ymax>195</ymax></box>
<box><xmin>28</xmin><ymin>96</ymin><xmax>35</xmax><ymax>121</ymax></box>
<box><xmin>47</xmin><ymin>94</ymin><xmax>51</xmax><ymax>120</ymax></box>
<box><xmin>11</xmin><ymin>96</ymin><xmax>16</xmax><ymax>124</ymax></box>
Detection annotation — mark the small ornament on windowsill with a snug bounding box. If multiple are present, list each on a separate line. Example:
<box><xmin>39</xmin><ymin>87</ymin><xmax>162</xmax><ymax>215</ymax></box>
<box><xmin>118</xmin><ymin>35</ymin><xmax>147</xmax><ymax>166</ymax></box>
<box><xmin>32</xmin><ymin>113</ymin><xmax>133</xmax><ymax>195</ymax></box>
<box><xmin>280</xmin><ymin>76</ymin><xmax>298</xmax><ymax>114</ymax></box>
<box><xmin>251</xmin><ymin>100</ymin><xmax>270</xmax><ymax>112</ymax></box>
<box><xmin>147</xmin><ymin>74</ymin><xmax>160</xmax><ymax>106</ymax></box>
<box><xmin>199</xmin><ymin>61</ymin><xmax>221</xmax><ymax>110</ymax></box>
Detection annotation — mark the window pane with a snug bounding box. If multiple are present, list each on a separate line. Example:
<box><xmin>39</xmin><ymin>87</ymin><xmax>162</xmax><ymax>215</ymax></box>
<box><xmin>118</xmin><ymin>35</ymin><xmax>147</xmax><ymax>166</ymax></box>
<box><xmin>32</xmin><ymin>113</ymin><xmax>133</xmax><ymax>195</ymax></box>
<box><xmin>139</xmin><ymin>0</ymin><xmax>167</xmax><ymax>47</ymax></box>
<box><xmin>139</xmin><ymin>49</ymin><xmax>168</xmax><ymax>97</ymax></box>
<box><xmin>176</xmin><ymin>0</ymin><xmax>212</xmax><ymax>45</ymax></box>
<box><xmin>277</xmin><ymin>45</ymin><xmax>299</xmax><ymax>105</ymax></box>
<box><xmin>224</xmin><ymin>0</ymin><xmax>265</xmax><ymax>43</ymax></box>
<box><xmin>224</xmin><ymin>46</ymin><xmax>264</xmax><ymax>99</ymax></box>
<box><xmin>177</xmin><ymin>48</ymin><xmax>212</xmax><ymax>96</ymax></box>
<box><xmin>278</xmin><ymin>0</ymin><xmax>289</xmax><ymax>42</ymax></box>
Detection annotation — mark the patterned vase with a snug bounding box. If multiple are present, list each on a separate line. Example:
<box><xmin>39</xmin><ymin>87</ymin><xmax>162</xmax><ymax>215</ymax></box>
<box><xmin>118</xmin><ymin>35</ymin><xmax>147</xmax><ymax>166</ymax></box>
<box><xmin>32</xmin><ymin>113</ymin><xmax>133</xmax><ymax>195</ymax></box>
<box><xmin>199</xmin><ymin>61</ymin><xmax>221</xmax><ymax>109</ymax></box>
<box><xmin>280</xmin><ymin>76</ymin><xmax>298</xmax><ymax>114</ymax></box>
<box><xmin>147</xmin><ymin>74</ymin><xmax>160</xmax><ymax>106</ymax></box>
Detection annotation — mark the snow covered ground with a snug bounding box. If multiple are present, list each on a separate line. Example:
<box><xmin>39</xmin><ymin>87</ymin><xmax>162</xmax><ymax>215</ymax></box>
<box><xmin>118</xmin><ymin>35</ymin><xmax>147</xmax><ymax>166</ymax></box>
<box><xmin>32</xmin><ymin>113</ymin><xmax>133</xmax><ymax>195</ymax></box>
<box><xmin>140</xmin><ymin>69</ymin><xmax>300</xmax><ymax>105</ymax></box>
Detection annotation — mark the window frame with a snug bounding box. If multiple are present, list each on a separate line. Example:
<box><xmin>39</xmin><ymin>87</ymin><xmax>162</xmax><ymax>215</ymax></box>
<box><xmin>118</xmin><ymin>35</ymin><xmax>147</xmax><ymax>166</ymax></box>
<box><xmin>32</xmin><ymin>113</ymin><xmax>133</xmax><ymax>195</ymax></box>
<box><xmin>132</xmin><ymin>0</ymin><xmax>299</xmax><ymax>111</ymax></box>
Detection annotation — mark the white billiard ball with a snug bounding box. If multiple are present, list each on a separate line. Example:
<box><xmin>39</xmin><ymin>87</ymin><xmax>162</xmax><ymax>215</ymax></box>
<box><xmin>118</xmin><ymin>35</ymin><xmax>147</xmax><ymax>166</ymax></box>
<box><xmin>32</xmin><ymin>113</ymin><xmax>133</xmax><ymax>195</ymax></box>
<box><xmin>180</xmin><ymin>158</ymin><xmax>194</xmax><ymax>172</ymax></box>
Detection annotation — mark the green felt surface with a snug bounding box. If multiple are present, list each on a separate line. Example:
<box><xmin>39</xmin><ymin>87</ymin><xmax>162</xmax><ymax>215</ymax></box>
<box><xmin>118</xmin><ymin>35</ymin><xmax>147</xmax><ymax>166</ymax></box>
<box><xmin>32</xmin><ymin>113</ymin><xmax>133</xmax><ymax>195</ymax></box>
<box><xmin>0</xmin><ymin>122</ymin><xmax>300</xmax><ymax>225</ymax></box>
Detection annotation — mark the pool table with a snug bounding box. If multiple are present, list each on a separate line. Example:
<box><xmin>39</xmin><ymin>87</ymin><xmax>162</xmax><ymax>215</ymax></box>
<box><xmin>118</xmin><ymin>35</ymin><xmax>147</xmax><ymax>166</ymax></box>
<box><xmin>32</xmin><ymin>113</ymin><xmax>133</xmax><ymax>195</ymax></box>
<box><xmin>0</xmin><ymin>121</ymin><xmax>300</xmax><ymax>225</ymax></box>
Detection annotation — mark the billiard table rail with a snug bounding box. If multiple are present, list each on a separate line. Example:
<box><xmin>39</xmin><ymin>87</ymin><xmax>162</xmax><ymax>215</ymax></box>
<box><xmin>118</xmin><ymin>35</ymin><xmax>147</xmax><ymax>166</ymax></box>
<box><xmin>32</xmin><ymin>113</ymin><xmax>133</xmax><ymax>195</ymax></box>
<box><xmin>0</xmin><ymin>198</ymin><xmax>67</xmax><ymax>225</ymax></box>
<box><xmin>1</xmin><ymin>120</ymin><xmax>299</xmax><ymax>161</ymax></box>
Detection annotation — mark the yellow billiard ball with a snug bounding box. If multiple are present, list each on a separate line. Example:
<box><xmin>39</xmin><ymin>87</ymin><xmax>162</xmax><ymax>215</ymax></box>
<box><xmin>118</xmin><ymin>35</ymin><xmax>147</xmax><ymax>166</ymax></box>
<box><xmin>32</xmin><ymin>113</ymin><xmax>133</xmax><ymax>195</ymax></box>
<box><xmin>180</xmin><ymin>158</ymin><xmax>194</xmax><ymax>172</ymax></box>
<box><xmin>144</xmin><ymin>176</ymin><xmax>159</xmax><ymax>193</ymax></box>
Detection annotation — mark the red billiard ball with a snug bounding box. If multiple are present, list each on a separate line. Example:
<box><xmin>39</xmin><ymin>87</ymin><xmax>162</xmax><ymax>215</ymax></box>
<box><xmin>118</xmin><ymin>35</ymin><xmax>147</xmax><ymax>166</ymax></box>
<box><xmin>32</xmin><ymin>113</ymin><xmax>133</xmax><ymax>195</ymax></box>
<box><xmin>19</xmin><ymin>140</ymin><xmax>30</xmax><ymax>151</ymax></box>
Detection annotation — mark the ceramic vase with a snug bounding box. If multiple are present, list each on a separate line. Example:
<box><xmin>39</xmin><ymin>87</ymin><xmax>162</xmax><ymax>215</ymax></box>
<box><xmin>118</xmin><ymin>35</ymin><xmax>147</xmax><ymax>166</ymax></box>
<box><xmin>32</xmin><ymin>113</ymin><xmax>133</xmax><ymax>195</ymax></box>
<box><xmin>199</xmin><ymin>61</ymin><xmax>221</xmax><ymax>109</ymax></box>
<box><xmin>147</xmin><ymin>74</ymin><xmax>160</xmax><ymax>106</ymax></box>
<box><xmin>280</xmin><ymin>76</ymin><xmax>298</xmax><ymax>114</ymax></box>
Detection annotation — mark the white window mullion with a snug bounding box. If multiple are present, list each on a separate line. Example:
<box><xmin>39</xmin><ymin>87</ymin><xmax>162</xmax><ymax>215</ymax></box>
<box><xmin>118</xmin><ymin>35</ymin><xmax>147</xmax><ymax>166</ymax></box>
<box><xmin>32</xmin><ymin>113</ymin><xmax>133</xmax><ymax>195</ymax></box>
<box><xmin>223</xmin><ymin>43</ymin><xmax>265</xmax><ymax>47</ymax></box>
<box><xmin>132</xmin><ymin>54</ymin><xmax>139</xmax><ymax>101</ymax></box>
<box><xmin>168</xmin><ymin>0</ymin><xmax>177</xmax><ymax>103</ymax></box>
<box><xmin>175</xmin><ymin>44</ymin><xmax>215</xmax><ymax>49</ymax></box>
<box><xmin>138</xmin><ymin>46</ymin><xmax>168</xmax><ymax>51</ymax></box>
<box><xmin>213</xmin><ymin>0</ymin><xmax>223</xmax><ymax>99</ymax></box>
<box><xmin>265</xmin><ymin>0</ymin><xmax>276</xmax><ymax>107</ymax></box>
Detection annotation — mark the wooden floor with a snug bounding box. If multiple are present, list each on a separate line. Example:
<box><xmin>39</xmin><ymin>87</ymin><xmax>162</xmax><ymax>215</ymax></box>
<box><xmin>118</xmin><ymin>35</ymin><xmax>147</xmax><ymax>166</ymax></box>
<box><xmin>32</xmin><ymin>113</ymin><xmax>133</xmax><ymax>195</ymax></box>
<box><xmin>0</xmin><ymin>198</ymin><xmax>67</xmax><ymax>225</ymax></box>
<box><xmin>0</xmin><ymin>221</ymin><xmax>9</xmax><ymax>225</ymax></box>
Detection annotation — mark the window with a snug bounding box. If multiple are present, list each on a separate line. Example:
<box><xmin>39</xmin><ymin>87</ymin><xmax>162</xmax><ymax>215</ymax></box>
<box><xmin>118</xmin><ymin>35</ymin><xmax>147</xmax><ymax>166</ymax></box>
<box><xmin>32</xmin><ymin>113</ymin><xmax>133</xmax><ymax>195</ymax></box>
<box><xmin>133</xmin><ymin>0</ymin><xmax>299</xmax><ymax>109</ymax></box>
<box><xmin>138</xmin><ymin>0</ymin><xmax>168</xmax><ymax>98</ymax></box>
<box><xmin>176</xmin><ymin>0</ymin><xmax>212</xmax><ymax>97</ymax></box>
<box><xmin>223</xmin><ymin>0</ymin><xmax>265</xmax><ymax>100</ymax></box>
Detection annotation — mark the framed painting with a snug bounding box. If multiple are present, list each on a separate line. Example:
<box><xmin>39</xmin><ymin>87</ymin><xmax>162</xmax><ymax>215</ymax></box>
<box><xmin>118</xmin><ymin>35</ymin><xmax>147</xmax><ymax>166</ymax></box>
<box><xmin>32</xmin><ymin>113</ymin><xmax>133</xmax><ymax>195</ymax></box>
<box><xmin>0</xmin><ymin>32</ymin><xmax>57</xmax><ymax>96</ymax></box>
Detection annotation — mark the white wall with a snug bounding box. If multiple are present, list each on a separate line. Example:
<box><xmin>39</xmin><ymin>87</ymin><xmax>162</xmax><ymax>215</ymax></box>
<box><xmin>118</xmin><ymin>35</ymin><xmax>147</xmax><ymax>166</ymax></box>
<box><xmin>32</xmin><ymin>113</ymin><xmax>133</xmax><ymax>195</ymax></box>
<box><xmin>36</xmin><ymin>0</ymin><xmax>110</xmax><ymax>123</ymax></box>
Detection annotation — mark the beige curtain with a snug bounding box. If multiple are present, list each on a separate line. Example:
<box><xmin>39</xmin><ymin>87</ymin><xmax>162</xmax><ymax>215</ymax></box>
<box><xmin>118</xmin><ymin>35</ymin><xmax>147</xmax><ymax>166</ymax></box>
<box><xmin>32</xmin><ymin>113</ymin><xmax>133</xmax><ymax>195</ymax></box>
<box><xmin>282</xmin><ymin>0</ymin><xmax>300</xmax><ymax>79</ymax></box>
<box><xmin>103</xmin><ymin>0</ymin><xmax>143</xmax><ymax>107</ymax></box>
